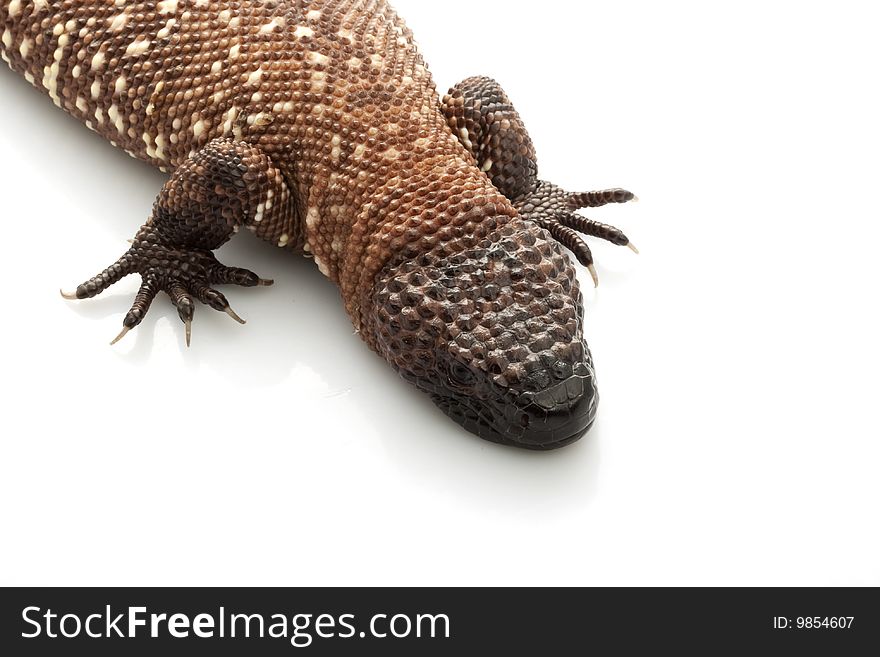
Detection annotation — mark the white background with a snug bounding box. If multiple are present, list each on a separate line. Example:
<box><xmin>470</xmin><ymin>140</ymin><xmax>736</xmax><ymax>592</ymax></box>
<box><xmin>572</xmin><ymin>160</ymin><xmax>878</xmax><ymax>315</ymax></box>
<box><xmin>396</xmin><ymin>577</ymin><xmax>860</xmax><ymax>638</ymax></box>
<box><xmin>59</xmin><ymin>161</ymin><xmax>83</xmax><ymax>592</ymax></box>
<box><xmin>1</xmin><ymin>1</ymin><xmax>877</xmax><ymax>586</ymax></box>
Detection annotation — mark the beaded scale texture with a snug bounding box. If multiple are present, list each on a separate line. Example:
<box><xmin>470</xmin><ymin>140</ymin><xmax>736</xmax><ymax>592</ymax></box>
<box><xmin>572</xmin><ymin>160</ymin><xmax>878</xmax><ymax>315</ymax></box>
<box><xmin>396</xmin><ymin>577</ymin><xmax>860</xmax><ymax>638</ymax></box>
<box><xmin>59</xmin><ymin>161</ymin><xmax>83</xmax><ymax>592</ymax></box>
<box><xmin>1</xmin><ymin>0</ymin><xmax>637</xmax><ymax>449</ymax></box>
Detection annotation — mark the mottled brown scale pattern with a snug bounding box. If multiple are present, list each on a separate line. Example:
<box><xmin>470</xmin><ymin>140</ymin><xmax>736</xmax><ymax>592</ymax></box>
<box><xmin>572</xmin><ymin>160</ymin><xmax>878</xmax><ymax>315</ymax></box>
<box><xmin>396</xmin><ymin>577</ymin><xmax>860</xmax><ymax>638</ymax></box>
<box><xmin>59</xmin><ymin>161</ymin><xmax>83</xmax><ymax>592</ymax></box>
<box><xmin>1</xmin><ymin>0</ymin><xmax>637</xmax><ymax>449</ymax></box>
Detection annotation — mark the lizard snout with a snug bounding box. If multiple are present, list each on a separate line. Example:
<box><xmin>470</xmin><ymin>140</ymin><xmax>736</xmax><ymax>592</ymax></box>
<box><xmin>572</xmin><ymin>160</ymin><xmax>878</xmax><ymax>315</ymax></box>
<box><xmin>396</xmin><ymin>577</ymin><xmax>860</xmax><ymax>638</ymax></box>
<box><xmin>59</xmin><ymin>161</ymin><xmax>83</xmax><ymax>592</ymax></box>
<box><xmin>508</xmin><ymin>363</ymin><xmax>598</xmax><ymax>449</ymax></box>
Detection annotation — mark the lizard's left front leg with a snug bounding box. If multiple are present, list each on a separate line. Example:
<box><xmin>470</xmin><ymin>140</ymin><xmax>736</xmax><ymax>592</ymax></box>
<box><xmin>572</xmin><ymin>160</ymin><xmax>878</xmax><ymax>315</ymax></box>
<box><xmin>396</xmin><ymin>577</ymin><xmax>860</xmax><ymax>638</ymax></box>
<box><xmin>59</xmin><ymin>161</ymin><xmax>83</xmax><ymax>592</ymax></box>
<box><xmin>442</xmin><ymin>76</ymin><xmax>637</xmax><ymax>287</ymax></box>
<box><xmin>63</xmin><ymin>138</ymin><xmax>297</xmax><ymax>346</ymax></box>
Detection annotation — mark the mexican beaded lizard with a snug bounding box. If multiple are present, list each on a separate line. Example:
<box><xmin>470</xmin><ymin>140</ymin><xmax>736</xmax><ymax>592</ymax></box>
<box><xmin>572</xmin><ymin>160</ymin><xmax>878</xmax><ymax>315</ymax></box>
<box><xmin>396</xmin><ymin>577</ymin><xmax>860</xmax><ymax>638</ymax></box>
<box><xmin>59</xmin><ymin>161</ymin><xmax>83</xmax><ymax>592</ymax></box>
<box><xmin>1</xmin><ymin>1</ymin><xmax>637</xmax><ymax>449</ymax></box>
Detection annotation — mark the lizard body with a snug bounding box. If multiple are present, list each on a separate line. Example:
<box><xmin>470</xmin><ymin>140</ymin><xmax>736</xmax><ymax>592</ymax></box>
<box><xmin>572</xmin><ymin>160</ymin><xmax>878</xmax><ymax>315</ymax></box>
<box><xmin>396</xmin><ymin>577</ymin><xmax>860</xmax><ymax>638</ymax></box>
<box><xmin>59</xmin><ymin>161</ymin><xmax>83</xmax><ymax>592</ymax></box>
<box><xmin>1</xmin><ymin>0</ymin><xmax>636</xmax><ymax>449</ymax></box>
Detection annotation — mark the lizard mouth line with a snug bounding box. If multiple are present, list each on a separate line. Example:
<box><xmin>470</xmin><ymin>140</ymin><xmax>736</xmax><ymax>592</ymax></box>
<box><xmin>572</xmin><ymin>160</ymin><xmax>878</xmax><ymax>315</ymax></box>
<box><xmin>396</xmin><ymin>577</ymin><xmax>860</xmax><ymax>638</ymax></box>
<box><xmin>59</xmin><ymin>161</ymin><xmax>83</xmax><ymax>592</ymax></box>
<box><xmin>431</xmin><ymin>375</ymin><xmax>599</xmax><ymax>451</ymax></box>
<box><xmin>455</xmin><ymin>411</ymin><xmax>596</xmax><ymax>451</ymax></box>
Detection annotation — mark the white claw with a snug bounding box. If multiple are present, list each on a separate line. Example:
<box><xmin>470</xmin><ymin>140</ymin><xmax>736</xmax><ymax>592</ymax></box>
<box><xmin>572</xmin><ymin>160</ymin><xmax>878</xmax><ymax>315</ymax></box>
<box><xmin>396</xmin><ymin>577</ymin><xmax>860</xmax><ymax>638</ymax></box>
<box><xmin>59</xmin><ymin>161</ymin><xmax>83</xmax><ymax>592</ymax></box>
<box><xmin>185</xmin><ymin>320</ymin><xmax>192</xmax><ymax>348</ymax></box>
<box><xmin>225</xmin><ymin>307</ymin><xmax>247</xmax><ymax>325</ymax></box>
<box><xmin>60</xmin><ymin>289</ymin><xmax>78</xmax><ymax>300</ymax></box>
<box><xmin>110</xmin><ymin>326</ymin><xmax>130</xmax><ymax>346</ymax></box>
<box><xmin>588</xmin><ymin>264</ymin><xmax>600</xmax><ymax>289</ymax></box>
<box><xmin>628</xmin><ymin>242</ymin><xmax>640</xmax><ymax>255</ymax></box>
<box><xmin>630</xmin><ymin>195</ymin><xmax>640</xmax><ymax>203</ymax></box>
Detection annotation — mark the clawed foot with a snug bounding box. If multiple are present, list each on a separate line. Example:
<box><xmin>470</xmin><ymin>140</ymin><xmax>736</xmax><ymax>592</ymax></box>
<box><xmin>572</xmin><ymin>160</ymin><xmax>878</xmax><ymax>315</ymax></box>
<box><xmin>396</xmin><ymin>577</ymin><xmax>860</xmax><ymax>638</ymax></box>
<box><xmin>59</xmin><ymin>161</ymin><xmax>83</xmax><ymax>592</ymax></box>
<box><xmin>515</xmin><ymin>182</ymin><xmax>638</xmax><ymax>287</ymax></box>
<box><xmin>61</xmin><ymin>236</ymin><xmax>272</xmax><ymax>346</ymax></box>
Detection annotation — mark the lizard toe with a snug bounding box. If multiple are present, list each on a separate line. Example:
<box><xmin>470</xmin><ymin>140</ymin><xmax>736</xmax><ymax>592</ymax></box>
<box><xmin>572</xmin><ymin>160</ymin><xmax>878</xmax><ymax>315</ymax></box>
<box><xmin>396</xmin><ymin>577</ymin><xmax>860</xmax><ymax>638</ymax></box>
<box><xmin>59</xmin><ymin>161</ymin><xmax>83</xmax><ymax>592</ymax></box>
<box><xmin>515</xmin><ymin>180</ymin><xmax>639</xmax><ymax>274</ymax></box>
<box><xmin>63</xmin><ymin>238</ymin><xmax>268</xmax><ymax>347</ymax></box>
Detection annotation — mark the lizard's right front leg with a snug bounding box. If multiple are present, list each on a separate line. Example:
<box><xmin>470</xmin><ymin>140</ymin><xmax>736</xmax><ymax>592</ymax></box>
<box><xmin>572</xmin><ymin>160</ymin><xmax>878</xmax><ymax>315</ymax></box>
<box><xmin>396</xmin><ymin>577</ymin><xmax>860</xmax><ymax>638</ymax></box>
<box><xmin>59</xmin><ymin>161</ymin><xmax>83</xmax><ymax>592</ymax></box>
<box><xmin>442</xmin><ymin>77</ymin><xmax>637</xmax><ymax>287</ymax></box>
<box><xmin>62</xmin><ymin>138</ymin><xmax>297</xmax><ymax>346</ymax></box>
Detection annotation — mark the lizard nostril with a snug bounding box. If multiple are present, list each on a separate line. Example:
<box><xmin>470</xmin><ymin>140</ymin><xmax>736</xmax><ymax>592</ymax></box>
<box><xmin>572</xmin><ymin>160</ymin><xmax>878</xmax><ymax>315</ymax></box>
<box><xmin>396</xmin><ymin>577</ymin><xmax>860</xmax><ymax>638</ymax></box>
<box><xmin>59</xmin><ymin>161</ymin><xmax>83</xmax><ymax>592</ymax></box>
<box><xmin>552</xmin><ymin>361</ymin><xmax>572</xmax><ymax>380</ymax></box>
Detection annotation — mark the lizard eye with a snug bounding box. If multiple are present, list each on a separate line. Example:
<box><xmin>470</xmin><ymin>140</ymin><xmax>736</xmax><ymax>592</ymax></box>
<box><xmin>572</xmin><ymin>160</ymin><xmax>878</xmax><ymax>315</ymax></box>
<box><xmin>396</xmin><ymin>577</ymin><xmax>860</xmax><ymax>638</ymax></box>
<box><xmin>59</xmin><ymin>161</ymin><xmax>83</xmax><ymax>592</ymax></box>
<box><xmin>448</xmin><ymin>362</ymin><xmax>476</xmax><ymax>387</ymax></box>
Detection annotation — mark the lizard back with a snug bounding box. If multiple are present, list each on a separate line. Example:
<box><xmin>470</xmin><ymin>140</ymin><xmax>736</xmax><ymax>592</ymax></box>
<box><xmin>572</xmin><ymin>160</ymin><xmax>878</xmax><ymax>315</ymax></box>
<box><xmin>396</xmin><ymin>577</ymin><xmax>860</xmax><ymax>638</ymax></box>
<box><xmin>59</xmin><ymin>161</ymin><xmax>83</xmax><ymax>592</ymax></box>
<box><xmin>0</xmin><ymin>0</ymin><xmax>511</xmax><ymax>328</ymax></box>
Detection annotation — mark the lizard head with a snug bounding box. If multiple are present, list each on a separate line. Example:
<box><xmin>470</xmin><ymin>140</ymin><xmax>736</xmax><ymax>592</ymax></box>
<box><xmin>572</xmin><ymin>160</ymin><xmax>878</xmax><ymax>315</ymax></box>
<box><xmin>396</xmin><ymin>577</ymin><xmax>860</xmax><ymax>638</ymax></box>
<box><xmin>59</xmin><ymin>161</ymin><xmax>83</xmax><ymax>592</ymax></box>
<box><xmin>372</xmin><ymin>218</ymin><xmax>598</xmax><ymax>450</ymax></box>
